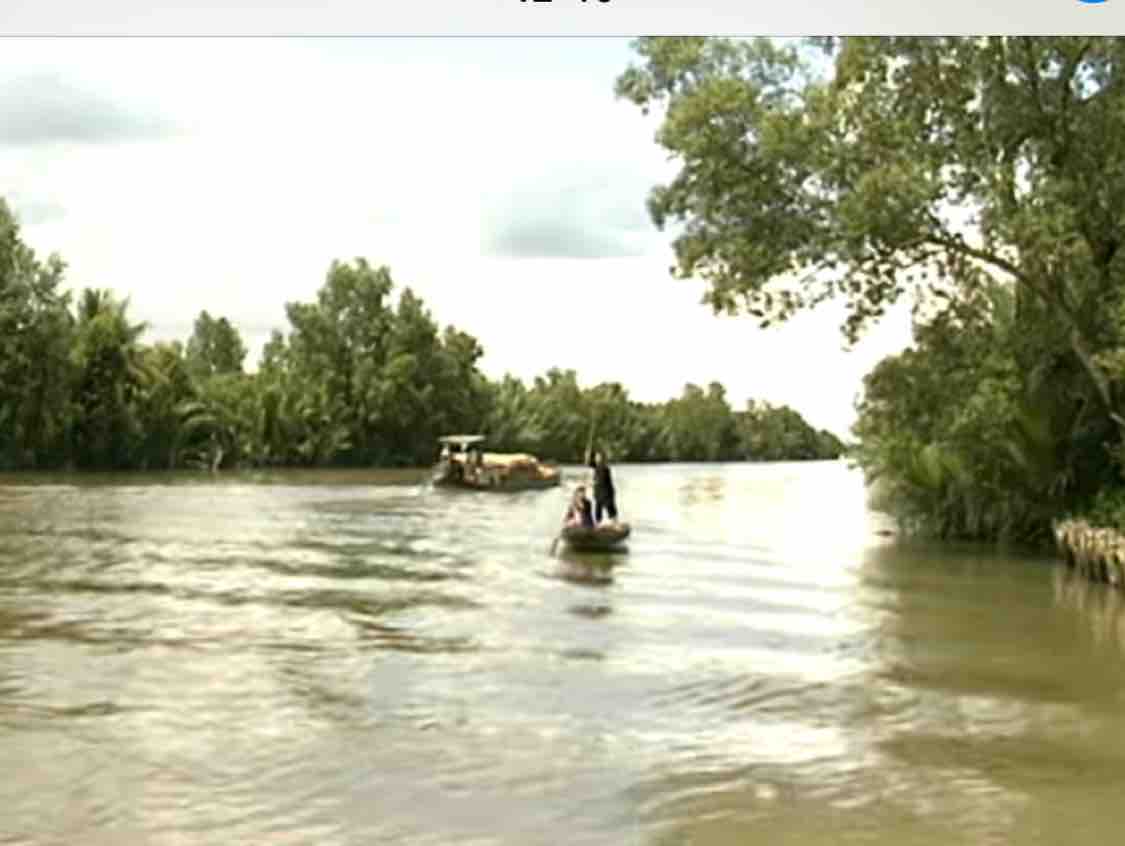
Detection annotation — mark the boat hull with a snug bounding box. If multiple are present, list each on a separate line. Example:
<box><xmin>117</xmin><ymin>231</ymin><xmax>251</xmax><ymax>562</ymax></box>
<box><xmin>559</xmin><ymin>522</ymin><xmax>631</xmax><ymax>552</ymax></box>
<box><xmin>431</xmin><ymin>464</ymin><xmax>561</xmax><ymax>492</ymax></box>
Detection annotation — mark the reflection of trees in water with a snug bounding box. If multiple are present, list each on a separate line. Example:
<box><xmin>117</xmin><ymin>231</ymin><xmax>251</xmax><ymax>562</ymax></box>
<box><xmin>631</xmin><ymin>544</ymin><xmax>1125</xmax><ymax>844</ymax></box>
<box><xmin>1052</xmin><ymin>566</ymin><xmax>1125</xmax><ymax>656</ymax></box>
<box><xmin>854</xmin><ymin>542</ymin><xmax>1095</xmax><ymax>699</ymax></box>
<box><xmin>852</xmin><ymin>543</ymin><xmax>1125</xmax><ymax>846</ymax></box>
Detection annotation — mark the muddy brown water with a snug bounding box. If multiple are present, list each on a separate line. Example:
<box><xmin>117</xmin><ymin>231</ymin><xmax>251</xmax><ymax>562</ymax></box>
<box><xmin>2</xmin><ymin>461</ymin><xmax>1122</xmax><ymax>844</ymax></box>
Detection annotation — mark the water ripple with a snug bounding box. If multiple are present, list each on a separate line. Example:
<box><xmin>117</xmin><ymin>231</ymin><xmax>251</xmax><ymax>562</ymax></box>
<box><xmin>3</xmin><ymin>463</ymin><xmax>1125</xmax><ymax>844</ymax></box>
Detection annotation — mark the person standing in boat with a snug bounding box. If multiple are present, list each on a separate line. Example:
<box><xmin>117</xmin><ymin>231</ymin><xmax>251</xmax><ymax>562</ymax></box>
<box><xmin>586</xmin><ymin>448</ymin><xmax>618</xmax><ymax>525</ymax></box>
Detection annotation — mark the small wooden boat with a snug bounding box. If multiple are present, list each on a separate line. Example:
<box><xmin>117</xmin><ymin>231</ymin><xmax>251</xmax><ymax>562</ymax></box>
<box><xmin>558</xmin><ymin>522</ymin><xmax>631</xmax><ymax>553</ymax></box>
<box><xmin>431</xmin><ymin>434</ymin><xmax>561</xmax><ymax>492</ymax></box>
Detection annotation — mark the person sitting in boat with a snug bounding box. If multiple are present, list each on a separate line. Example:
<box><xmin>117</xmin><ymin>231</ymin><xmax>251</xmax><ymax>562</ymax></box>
<box><xmin>586</xmin><ymin>448</ymin><xmax>618</xmax><ymax>525</ymax></box>
<box><xmin>563</xmin><ymin>486</ymin><xmax>595</xmax><ymax>529</ymax></box>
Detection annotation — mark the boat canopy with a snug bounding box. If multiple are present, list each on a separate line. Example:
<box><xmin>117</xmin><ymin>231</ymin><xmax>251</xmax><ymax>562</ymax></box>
<box><xmin>438</xmin><ymin>434</ymin><xmax>486</xmax><ymax>447</ymax></box>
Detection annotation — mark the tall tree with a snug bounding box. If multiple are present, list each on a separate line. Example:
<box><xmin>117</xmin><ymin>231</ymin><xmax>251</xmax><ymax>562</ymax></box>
<box><xmin>662</xmin><ymin>382</ymin><xmax>736</xmax><ymax>461</ymax></box>
<box><xmin>135</xmin><ymin>341</ymin><xmax>196</xmax><ymax>469</ymax></box>
<box><xmin>374</xmin><ymin>287</ymin><xmax>445</xmax><ymax>463</ymax></box>
<box><xmin>616</xmin><ymin>37</ymin><xmax>1125</xmax><ymax>428</ymax></box>
<box><xmin>0</xmin><ymin>199</ymin><xmax>74</xmax><ymax>469</ymax></box>
<box><xmin>69</xmin><ymin>289</ymin><xmax>149</xmax><ymax>469</ymax></box>
<box><xmin>284</xmin><ymin>259</ymin><xmax>394</xmax><ymax>463</ymax></box>
<box><xmin>185</xmin><ymin>310</ymin><xmax>248</xmax><ymax>380</ymax></box>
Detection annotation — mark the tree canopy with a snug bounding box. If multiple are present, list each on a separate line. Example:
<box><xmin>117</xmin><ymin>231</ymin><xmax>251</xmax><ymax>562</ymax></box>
<box><xmin>616</xmin><ymin>37</ymin><xmax>1125</xmax><ymax>416</ymax></box>
<box><xmin>185</xmin><ymin>310</ymin><xmax>247</xmax><ymax>380</ymax></box>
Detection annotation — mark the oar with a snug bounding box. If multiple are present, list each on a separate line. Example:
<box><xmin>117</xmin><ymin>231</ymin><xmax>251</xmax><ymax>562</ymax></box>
<box><xmin>549</xmin><ymin>534</ymin><xmax>560</xmax><ymax>555</ymax></box>
<box><xmin>585</xmin><ymin>415</ymin><xmax>599</xmax><ymax>476</ymax></box>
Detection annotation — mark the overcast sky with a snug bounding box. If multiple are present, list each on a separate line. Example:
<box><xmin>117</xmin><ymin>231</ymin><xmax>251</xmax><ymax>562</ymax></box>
<box><xmin>0</xmin><ymin>37</ymin><xmax>912</xmax><ymax>437</ymax></box>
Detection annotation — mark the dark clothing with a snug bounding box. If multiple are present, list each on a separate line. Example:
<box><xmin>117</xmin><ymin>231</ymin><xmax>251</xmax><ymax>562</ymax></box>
<box><xmin>579</xmin><ymin>499</ymin><xmax>594</xmax><ymax>528</ymax></box>
<box><xmin>588</xmin><ymin>457</ymin><xmax>614</xmax><ymax>499</ymax></box>
<box><xmin>595</xmin><ymin>493</ymin><xmax>618</xmax><ymax>524</ymax></box>
<box><xmin>588</xmin><ymin>456</ymin><xmax>617</xmax><ymax>523</ymax></box>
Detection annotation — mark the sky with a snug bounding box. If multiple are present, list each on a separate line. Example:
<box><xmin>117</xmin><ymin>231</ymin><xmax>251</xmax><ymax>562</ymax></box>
<box><xmin>0</xmin><ymin>37</ymin><xmax>914</xmax><ymax>438</ymax></box>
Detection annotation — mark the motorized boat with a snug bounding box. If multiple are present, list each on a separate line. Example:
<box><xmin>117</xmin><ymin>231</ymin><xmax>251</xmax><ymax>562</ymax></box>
<box><xmin>431</xmin><ymin>434</ymin><xmax>561</xmax><ymax>492</ymax></box>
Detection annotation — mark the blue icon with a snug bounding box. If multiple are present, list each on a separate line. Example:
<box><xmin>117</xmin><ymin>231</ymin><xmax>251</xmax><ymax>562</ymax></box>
<box><xmin>1078</xmin><ymin>0</ymin><xmax>1106</xmax><ymax>4</ymax></box>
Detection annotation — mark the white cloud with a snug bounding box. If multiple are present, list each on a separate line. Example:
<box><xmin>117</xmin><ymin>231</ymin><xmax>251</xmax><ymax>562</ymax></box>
<box><xmin>3</xmin><ymin>37</ymin><xmax>911</xmax><ymax>438</ymax></box>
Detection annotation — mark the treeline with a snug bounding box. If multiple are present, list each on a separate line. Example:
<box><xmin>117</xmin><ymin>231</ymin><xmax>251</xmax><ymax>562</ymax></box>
<box><xmin>0</xmin><ymin>199</ymin><xmax>842</xmax><ymax>472</ymax></box>
<box><xmin>850</xmin><ymin>281</ymin><xmax>1121</xmax><ymax>544</ymax></box>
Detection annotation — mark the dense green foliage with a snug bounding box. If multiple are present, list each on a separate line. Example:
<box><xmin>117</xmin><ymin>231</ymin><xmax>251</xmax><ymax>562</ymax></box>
<box><xmin>0</xmin><ymin>198</ymin><xmax>841</xmax><ymax>472</ymax></box>
<box><xmin>616</xmin><ymin>36</ymin><xmax>1125</xmax><ymax>543</ymax></box>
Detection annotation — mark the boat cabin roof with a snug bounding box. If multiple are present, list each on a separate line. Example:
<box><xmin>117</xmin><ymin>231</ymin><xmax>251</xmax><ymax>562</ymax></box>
<box><xmin>438</xmin><ymin>434</ymin><xmax>486</xmax><ymax>447</ymax></box>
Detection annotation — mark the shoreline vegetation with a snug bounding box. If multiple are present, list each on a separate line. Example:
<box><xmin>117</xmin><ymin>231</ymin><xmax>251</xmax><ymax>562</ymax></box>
<box><xmin>0</xmin><ymin>198</ymin><xmax>843</xmax><ymax>478</ymax></box>
<box><xmin>613</xmin><ymin>37</ymin><xmax>1125</xmax><ymax>554</ymax></box>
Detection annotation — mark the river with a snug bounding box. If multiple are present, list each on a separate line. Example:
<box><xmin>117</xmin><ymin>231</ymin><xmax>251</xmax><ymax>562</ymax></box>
<box><xmin>1</xmin><ymin>460</ymin><xmax>1123</xmax><ymax>845</ymax></box>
